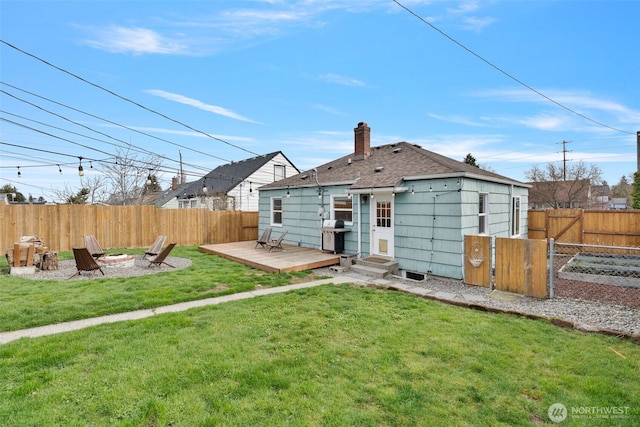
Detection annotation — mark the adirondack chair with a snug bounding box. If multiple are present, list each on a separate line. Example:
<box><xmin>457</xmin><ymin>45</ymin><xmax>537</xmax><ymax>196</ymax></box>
<box><xmin>147</xmin><ymin>242</ymin><xmax>176</xmax><ymax>268</ymax></box>
<box><xmin>255</xmin><ymin>227</ymin><xmax>273</xmax><ymax>249</ymax></box>
<box><xmin>67</xmin><ymin>247</ymin><xmax>105</xmax><ymax>279</ymax></box>
<box><xmin>144</xmin><ymin>235</ymin><xmax>167</xmax><ymax>258</ymax></box>
<box><xmin>267</xmin><ymin>230</ymin><xmax>288</xmax><ymax>252</ymax></box>
<box><xmin>83</xmin><ymin>235</ymin><xmax>105</xmax><ymax>258</ymax></box>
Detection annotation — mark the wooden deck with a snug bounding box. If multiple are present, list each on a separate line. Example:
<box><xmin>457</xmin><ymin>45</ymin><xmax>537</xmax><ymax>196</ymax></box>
<box><xmin>198</xmin><ymin>241</ymin><xmax>341</xmax><ymax>273</ymax></box>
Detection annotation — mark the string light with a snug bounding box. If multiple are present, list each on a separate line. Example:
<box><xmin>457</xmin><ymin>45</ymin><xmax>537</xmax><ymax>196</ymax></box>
<box><xmin>17</xmin><ymin>166</ymin><xmax>21</xmax><ymax>177</ymax></box>
<box><xmin>202</xmin><ymin>177</ymin><xmax>208</xmax><ymax>193</ymax></box>
<box><xmin>57</xmin><ymin>164</ymin><xmax>62</xmax><ymax>174</ymax></box>
<box><xmin>78</xmin><ymin>156</ymin><xmax>84</xmax><ymax>176</ymax></box>
<box><xmin>286</xmin><ymin>186</ymin><xmax>290</xmax><ymax>198</ymax></box>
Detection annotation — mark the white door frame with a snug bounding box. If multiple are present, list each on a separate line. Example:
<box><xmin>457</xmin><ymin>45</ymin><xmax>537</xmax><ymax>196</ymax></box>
<box><xmin>370</xmin><ymin>193</ymin><xmax>394</xmax><ymax>258</ymax></box>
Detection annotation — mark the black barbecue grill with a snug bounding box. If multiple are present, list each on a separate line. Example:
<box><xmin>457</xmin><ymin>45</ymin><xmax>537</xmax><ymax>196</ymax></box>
<box><xmin>321</xmin><ymin>219</ymin><xmax>348</xmax><ymax>254</ymax></box>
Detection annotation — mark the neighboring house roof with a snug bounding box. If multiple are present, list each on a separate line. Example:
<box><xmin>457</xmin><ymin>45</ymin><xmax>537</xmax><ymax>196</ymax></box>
<box><xmin>157</xmin><ymin>151</ymin><xmax>296</xmax><ymax>205</ymax></box>
<box><xmin>528</xmin><ymin>179</ymin><xmax>590</xmax><ymax>208</ymax></box>
<box><xmin>155</xmin><ymin>182</ymin><xmax>191</xmax><ymax>207</ymax></box>
<box><xmin>261</xmin><ymin>141</ymin><xmax>527</xmax><ymax>191</ymax></box>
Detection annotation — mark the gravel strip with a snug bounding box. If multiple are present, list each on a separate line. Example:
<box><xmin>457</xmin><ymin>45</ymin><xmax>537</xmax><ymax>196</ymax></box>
<box><xmin>314</xmin><ymin>267</ymin><xmax>640</xmax><ymax>337</ymax></box>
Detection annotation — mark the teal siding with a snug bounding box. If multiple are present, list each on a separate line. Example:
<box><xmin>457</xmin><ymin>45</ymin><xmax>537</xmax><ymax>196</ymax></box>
<box><xmin>259</xmin><ymin>177</ymin><xmax>528</xmax><ymax>281</ymax></box>
<box><xmin>395</xmin><ymin>179</ymin><xmax>464</xmax><ymax>279</ymax></box>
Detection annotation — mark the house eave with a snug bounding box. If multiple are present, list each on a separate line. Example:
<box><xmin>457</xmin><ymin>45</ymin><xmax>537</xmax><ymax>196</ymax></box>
<box><xmin>403</xmin><ymin>172</ymin><xmax>531</xmax><ymax>188</ymax></box>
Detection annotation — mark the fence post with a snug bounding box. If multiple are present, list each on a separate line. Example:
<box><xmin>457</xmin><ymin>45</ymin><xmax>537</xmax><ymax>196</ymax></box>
<box><xmin>548</xmin><ymin>238</ymin><xmax>555</xmax><ymax>298</ymax></box>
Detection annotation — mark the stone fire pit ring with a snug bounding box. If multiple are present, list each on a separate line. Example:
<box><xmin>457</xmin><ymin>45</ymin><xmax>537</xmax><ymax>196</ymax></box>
<box><xmin>97</xmin><ymin>254</ymin><xmax>136</xmax><ymax>268</ymax></box>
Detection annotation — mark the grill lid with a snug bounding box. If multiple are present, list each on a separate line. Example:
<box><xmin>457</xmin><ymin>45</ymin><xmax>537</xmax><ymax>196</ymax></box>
<box><xmin>323</xmin><ymin>219</ymin><xmax>344</xmax><ymax>229</ymax></box>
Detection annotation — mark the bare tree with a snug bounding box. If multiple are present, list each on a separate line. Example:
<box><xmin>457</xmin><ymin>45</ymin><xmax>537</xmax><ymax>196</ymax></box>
<box><xmin>101</xmin><ymin>148</ymin><xmax>162</xmax><ymax>205</ymax></box>
<box><xmin>526</xmin><ymin>161</ymin><xmax>602</xmax><ymax>208</ymax></box>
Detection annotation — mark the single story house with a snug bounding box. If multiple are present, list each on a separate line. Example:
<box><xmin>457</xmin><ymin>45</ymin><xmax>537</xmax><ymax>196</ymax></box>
<box><xmin>157</xmin><ymin>151</ymin><xmax>298</xmax><ymax>211</ymax></box>
<box><xmin>258</xmin><ymin>122</ymin><xmax>530</xmax><ymax>280</ymax></box>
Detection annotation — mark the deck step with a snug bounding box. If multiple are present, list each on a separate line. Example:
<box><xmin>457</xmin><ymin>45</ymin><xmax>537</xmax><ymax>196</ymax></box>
<box><xmin>349</xmin><ymin>257</ymin><xmax>399</xmax><ymax>278</ymax></box>
<box><xmin>350</xmin><ymin>263</ymin><xmax>391</xmax><ymax>279</ymax></box>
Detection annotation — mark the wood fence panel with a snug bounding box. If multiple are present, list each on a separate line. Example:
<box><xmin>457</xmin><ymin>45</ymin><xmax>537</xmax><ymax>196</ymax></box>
<box><xmin>495</xmin><ymin>238</ymin><xmax>547</xmax><ymax>298</ymax></box>
<box><xmin>463</xmin><ymin>235</ymin><xmax>491</xmax><ymax>287</ymax></box>
<box><xmin>527</xmin><ymin>210</ymin><xmax>547</xmax><ymax>240</ymax></box>
<box><xmin>0</xmin><ymin>203</ymin><xmax>259</xmax><ymax>252</ymax></box>
<box><xmin>528</xmin><ymin>209</ymin><xmax>640</xmax><ymax>248</ymax></box>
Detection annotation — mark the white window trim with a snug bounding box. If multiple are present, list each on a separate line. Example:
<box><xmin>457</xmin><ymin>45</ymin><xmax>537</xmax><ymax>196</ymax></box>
<box><xmin>479</xmin><ymin>192</ymin><xmax>489</xmax><ymax>235</ymax></box>
<box><xmin>274</xmin><ymin>164</ymin><xmax>286</xmax><ymax>181</ymax></box>
<box><xmin>511</xmin><ymin>196</ymin><xmax>521</xmax><ymax>237</ymax></box>
<box><xmin>271</xmin><ymin>196</ymin><xmax>283</xmax><ymax>226</ymax></box>
<box><xmin>330</xmin><ymin>195</ymin><xmax>353</xmax><ymax>225</ymax></box>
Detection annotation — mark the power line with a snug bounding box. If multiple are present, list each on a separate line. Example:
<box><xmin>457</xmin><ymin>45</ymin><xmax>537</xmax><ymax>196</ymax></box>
<box><xmin>392</xmin><ymin>0</ymin><xmax>634</xmax><ymax>136</ymax></box>
<box><xmin>0</xmin><ymin>39</ymin><xmax>261</xmax><ymax>156</ymax></box>
<box><xmin>0</xmin><ymin>82</ymin><xmax>231</xmax><ymax>165</ymax></box>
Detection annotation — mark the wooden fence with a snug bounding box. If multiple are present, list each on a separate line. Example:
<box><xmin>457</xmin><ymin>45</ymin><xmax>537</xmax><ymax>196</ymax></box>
<box><xmin>0</xmin><ymin>203</ymin><xmax>259</xmax><ymax>252</ymax></box>
<box><xmin>464</xmin><ymin>235</ymin><xmax>548</xmax><ymax>298</ymax></box>
<box><xmin>528</xmin><ymin>209</ymin><xmax>640</xmax><ymax>247</ymax></box>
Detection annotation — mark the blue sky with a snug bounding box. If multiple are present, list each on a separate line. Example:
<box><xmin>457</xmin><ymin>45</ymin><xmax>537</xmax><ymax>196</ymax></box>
<box><xmin>1</xmin><ymin>0</ymin><xmax>638</xmax><ymax>202</ymax></box>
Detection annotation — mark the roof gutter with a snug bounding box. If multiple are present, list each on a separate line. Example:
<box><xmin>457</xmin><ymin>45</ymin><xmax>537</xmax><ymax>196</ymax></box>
<box><xmin>348</xmin><ymin>186</ymin><xmax>409</xmax><ymax>195</ymax></box>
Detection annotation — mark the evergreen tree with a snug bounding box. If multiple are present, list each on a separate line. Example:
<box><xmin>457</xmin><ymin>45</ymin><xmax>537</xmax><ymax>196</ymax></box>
<box><xmin>463</xmin><ymin>153</ymin><xmax>479</xmax><ymax>167</ymax></box>
<box><xmin>631</xmin><ymin>172</ymin><xmax>640</xmax><ymax>209</ymax></box>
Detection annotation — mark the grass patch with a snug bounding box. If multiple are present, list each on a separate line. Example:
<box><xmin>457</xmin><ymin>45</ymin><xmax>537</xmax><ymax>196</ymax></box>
<box><xmin>0</xmin><ymin>245</ymin><xmax>315</xmax><ymax>332</ymax></box>
<box><xmin>0</xmin><ymin>285</ymin><xmax>638</xmax><ymax>426</ymax></box>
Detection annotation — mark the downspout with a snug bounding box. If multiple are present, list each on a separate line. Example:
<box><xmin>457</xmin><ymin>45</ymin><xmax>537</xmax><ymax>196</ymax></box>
<box><xmin>357</xmin><ymin>193</ymin><xmax>362</xmax><ymax>257</ymax></box>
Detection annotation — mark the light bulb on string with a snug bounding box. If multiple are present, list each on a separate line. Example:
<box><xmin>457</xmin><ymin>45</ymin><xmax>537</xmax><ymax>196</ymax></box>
<box><xmin>58</xmin><ymin>164</ymin><xmax>62</xmax><ymax>174</ymax></box>
<box><xmin>17</xmin><ymin>166</ymin><xmax>21</xmax><ymax>178</ymax></box>
<box><xmin>78</xmin><ymin>157</ymin><xmax>84</xmax><ymax>176</ymax></box>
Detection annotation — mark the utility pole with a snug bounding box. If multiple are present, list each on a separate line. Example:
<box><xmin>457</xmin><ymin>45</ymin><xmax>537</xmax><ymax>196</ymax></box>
<box><xmin>560</xmin><ymin>140</ymin><xmax>571</xmax><ymax>181</ymax></box>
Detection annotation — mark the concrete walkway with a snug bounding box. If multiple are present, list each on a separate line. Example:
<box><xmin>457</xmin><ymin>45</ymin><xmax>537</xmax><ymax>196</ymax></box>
<box><xmin>0</xmin><ymin>276</ymin><xmax>358</xmax><ymax>345</ymax></box>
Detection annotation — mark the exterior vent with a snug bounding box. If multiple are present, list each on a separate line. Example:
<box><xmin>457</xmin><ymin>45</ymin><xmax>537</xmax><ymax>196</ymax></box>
<box><xmin>300</xmin><ymin>174</ymin><xmax>308</xmax><ymax>180</ymax></box>
<box><xmin>392</xmin><ymin>148</ymin><xmax>402</xmax><ymax>154</ymax></box>
<box><xmin>405</xmin><ymin>271</ymin><xmax>425</xmax><ymax>281</ymax></box>
<box><xmin>374</xmin><ymin>166</ymin><xmax>384</xmax><ymax>173</ymax></box>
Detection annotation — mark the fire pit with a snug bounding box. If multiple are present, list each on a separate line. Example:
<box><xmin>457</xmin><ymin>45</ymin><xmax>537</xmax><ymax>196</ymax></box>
<box><xmin>97</xmin><ymin>254</ymin><xmax>135</xmax><ymax>268</ymax></box>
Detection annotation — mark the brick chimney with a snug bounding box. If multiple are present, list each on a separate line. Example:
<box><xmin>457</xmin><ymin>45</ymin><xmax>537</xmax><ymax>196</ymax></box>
<box><xmin>172</xmin><ymin>176</ymin><xmax>178</xmax><ymax>190</ymax></box>
<box><xmin>354</xmin><ymin>122</ymin><xmax>371</xmax><ymax>159</ymax></box>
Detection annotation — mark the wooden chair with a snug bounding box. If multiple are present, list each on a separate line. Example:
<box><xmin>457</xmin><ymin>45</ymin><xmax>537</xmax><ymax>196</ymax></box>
<box><xmin>83</xmin><ymin>235</ymin><xmax>105</xmax><ymax>258</ymax></box>
<box><xmin>147</xmin><ymin>242</ymin><xmax>176</xmax><ymax>268</ymax></box>
<box><xmin>67</xmin><ymin>247</ymin><xmax>105</xmax><ymax>279</ymax></box>
<box><xmin>267</xmin><ymin>231</ymin><xmax>288</xmax><ymax>252</ymax></box>
<box><xmin>255</xmin><ymin>227</ymin><xmax>273</xmax><ymax>249</ymax></box>
<box><xmin>144</xmin><ymin>235</ymin><xmax>167</xmax><ymax>258</ymax></box>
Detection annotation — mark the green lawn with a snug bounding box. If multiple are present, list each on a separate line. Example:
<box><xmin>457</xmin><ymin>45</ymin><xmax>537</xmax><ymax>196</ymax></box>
<box><xmin>0</xmin><ymin>285</ymin><xmax>638</xmax><ymax>426</ymax></box>
<box><xmin>0</xmin><ymin>245</ymin><xmax>314</xmax><ymax>332</ymax></box>
<box><xmin>1</xmin><ymin>246</ymin><xmax>638</xmax><ymax>425</ymax></box>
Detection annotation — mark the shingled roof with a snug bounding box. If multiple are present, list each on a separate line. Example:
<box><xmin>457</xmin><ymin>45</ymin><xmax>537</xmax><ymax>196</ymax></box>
<box><xmin>181</xmin><ymin>151</ymin><xmax>286</xmax><ymax>198</ymax></box>
<box><xmin>261</xmin><ymin>123</ymin><xmax>527</xmax><ymax>191</ymax></box>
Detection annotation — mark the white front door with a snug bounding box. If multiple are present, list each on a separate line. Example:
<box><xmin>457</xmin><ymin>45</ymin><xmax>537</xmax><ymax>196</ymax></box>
<box><xmin>370</xmin><ymin>193</ymin><xmax>394</xmax><ymax>258</ymax></box>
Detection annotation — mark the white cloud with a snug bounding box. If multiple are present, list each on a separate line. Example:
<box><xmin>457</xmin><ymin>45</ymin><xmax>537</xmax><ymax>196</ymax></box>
<box><xmin>83</xmin><ymin>26</ymin><xmax>188</xmax><ymax>55</ymax></box>
<box><xmin>312</xmin><ymin>104</ymin><xmax>347</xmax><ymax>116</ymax></box>
<box><xmin>427</xmin><ymin>112</ymin><xmax>491</xmax><ymax>127</ymax></box>
<box><xmin>320</xmin><ymin>73</ymin><xmax>366</xmax><ymax>87</ymax></box>
<box><xmin>145</xmin><ymin>89</ymin><xmax>261</xmax><ymax>124</ymax></box>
